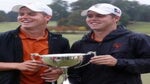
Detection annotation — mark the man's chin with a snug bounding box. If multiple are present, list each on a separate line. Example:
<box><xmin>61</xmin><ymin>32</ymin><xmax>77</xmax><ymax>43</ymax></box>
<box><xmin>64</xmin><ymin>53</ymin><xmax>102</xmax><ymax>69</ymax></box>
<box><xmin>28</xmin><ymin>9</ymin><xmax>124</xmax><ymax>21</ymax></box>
<box><xmin>21</xmin><ymin>25</ymin><xmax>32</xmax><ymax>28</ymax></box>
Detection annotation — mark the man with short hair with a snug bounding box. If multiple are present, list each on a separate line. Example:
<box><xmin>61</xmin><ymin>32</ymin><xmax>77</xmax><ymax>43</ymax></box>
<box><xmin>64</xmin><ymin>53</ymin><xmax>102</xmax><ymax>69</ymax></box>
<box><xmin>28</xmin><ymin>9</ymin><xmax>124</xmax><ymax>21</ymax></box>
<box><xmin>68</xmin><ymin>3</ymin><xmax>150</xmax><ymax>84</ymax></box>
<box><xmin>0</xmin><ymin>2</ymin><xmax>70</xmax><ymax>84</ymax></box>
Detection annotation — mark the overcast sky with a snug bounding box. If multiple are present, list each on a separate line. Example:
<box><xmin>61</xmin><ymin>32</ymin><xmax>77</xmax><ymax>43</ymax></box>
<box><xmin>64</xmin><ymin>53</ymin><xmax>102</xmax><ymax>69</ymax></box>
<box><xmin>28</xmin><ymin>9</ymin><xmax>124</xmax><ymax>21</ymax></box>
<box><xmin>0</xmin><ymin>0</ymin><xmax>149</xmax><ymax>13</ymax></box>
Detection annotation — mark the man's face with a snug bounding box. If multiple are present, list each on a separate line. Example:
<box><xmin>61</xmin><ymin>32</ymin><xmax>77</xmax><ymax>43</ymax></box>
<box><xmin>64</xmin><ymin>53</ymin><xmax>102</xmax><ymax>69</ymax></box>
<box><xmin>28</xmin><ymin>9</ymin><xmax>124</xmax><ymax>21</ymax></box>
<box><xmin>86</xmin><ymin>11</ymin><xmax>119</xmax><ymax>32</ymax></box>
<box><xmin>17</xmin><ymin>7</ymin><xmax>51</xmax><ymax>29</ymax></box>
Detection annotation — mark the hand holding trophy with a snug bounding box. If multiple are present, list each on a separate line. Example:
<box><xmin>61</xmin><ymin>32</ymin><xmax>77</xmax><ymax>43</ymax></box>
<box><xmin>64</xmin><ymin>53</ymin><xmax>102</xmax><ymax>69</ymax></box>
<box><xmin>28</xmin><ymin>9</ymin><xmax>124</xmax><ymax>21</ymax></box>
<box><xmin>31</xmin><ymin>51</ymin><xmax>96</xmax><ymax>84</ymax></box>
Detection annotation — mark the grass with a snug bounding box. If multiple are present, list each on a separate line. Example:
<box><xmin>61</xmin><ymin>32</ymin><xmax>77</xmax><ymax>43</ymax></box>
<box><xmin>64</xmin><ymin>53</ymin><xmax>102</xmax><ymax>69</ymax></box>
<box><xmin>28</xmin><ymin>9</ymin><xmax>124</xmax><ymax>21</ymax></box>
<box><xmin>0</xmin><ymin>21</ymin><xmax>57</xmax><ymax>32</ymax></box>
<box><xmin>0</xmin><ymin>21</ymin><xmax>150</xmax><ymax>84</ymax></box>
<box><xmin>142</xmin><ymin>74</ymin><xmax>150</xmax><ymax>84</ymax></box>
<box><xmin>62</xmin><ymin>34</ymin><xmax>84</xmax><ymax>45</ymax></box>
<box><xmin>127</xmin><ymin>21</ymin><xmax>150</xmax><ymax>34</ymax></box>
<box><xmin>0</xmin><ymin>22</ymin><xmax>19</xmax><ymax>32</ymax></box>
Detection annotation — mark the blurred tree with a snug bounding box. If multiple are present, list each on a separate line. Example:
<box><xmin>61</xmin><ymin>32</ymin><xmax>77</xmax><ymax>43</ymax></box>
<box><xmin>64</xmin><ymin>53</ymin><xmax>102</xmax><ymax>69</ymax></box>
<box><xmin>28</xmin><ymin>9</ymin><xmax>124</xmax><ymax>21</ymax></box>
<box><xmin>50</xmin><ymin>0</ymin><xmax>69</xmax><ymax>21</ymax></box>
<box><xmin>62</xmin><ymin>0</ymin><xmax>150</xmax><ymax>27</ymax></box>
<box><xmin>110</xmin><ymin>0</ymin><xmax>130</xmax><ymax>25</ymax></box>
<box><xmin>6</xmin><ymin>12</ymin><xmax>17</xmax><ymax>22</ymax></box>
<box><xmin>139</xmin><ymin>5</ymin><xmax>150</xmax><ymax>21</ymax></box>
<box><xmin>120</xmin><ymin>12</ymin><xmax>130</xmax><ymax>26</ymax></box>
<box><xmin>58</xmin><ymin>0</ymin><xmax>112</xmax><ymax>27</ymax></box>
<box><xmin>71</xmin><ymin>0</ymin><xmax>111</xmax><ymax>11</ymax></box>
<box><xmin>0</xmin><ymin>0</ymin><xmax>149</xmax><ymax>26</ymax></box>
<box><xmin>0</xmin><ymin>11</ymin><xmax>7</xmax><ymax>22</ymax></box>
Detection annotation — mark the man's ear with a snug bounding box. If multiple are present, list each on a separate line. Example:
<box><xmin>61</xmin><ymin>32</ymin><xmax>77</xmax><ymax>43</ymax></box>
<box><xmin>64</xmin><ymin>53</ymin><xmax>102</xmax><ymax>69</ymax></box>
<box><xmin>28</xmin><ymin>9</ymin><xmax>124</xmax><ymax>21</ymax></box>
<box><xmin>114</xmin><ymin>16</ymin><xmax>121</xmax><ymax>23</ymax></box>
<box><xmin>46</xmin><ymin>15</ymin><xmax>52</xmax><ymax>21</ymax></box>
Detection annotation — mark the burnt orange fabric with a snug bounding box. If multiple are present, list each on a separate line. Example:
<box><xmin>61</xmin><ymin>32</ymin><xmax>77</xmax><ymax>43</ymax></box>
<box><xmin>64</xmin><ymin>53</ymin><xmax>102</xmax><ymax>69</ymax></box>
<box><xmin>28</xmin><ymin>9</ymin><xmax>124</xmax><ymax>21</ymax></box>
<box><xmin>19</xmin><ymin>29</ymin><xmax>49</xmax><ymax>84</ymax></box>
<box><xmin>91</xmin><ymin>33</ymin><xmax>101</xmax><ymax>42</ymax></box>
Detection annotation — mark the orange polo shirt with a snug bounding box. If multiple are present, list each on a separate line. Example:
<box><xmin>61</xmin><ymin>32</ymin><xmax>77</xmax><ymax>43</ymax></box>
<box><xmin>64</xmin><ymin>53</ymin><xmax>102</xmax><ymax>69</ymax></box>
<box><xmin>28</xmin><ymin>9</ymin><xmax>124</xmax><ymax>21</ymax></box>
<box><xmin>91</xmin><ymin>33</ymin><xmax>101</xmax><ymax>42</ymax></box>
<box><xmin>19</xmin><ymin>29</ymin><xmax>49</xmax><ymax>84</ymax></box>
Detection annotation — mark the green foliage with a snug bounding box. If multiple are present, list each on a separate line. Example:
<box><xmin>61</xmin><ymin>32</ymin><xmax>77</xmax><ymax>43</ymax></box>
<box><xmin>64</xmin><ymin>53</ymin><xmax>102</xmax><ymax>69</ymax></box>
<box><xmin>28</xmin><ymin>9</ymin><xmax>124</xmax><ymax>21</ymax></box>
<box><xmin>64</xmin><ymin>0</ymin><xmax>113</xmax><ymax>27</ymax></box>
<box><xmin>6</xmin><ymin>12</ymin><xmax>18</xmax><ymax>22</ymax></box>
<box><xmin>50</xmin><ymin>0</ymin><xmax>69</xmax><ymax>21</ymax></box>
<box><xmin>0</xmin><ymin>0</ymin><xmax>149</xmax><ymax>27</ymax></box>
<box><xmin>0</xmin><ymin>11</ymin><xmax>7</xmax><ymax>22</ymax></box>
<box><xmin>57</xmin><ymin>0</ymin><xmax>150</xmax><ymax>27</ymax></box>
<box><xmin>67</xmin><ymin>10</ymin><xmax>85</xmax><ymax>26</ymax></box>
<box><xmin>57</xmin><ymin>18</ymin><xmax>69</xmax><ymax>26</ymax></box>
<box><xmin>71</xmin><ymin>0</ymin><xmax>111</xmax><ymax>11</ymax></box>
<box><xmin>139</xmin><ymin>5</ymin><xmax>150</xmax><ymax>21</ymax></box>
<box><xmin>120</xmin><ymin>12</ymin><xmax>130</xmax><ymax>26</ymax></box>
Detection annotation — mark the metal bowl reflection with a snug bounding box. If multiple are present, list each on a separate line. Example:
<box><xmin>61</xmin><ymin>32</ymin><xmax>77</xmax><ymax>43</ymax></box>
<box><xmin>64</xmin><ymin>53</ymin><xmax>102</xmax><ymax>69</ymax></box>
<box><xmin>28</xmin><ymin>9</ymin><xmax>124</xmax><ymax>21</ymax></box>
<box><xmin>39</xmin><ymin>53</ymin><xmax>86</xmax><ymax>68</ymax></box>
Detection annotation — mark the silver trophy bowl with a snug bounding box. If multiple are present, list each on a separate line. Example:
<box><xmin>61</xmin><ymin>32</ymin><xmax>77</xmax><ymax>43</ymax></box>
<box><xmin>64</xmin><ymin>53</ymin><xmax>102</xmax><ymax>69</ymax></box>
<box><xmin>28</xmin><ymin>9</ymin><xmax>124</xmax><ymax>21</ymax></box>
<box><xmin>41</xmin><ymin>53</ymin><xmax>86</xmax><ymax>68</ymax></box>
<box><xmin>31</xmin><ymin>52</ymin><xmax>96</xmax><ymax>84</ymax></box>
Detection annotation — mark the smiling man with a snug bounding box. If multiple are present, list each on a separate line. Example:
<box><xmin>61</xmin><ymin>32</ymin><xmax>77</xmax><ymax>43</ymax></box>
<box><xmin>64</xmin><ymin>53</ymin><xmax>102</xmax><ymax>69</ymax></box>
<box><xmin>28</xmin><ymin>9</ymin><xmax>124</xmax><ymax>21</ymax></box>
<box><xmin>68</xmin><ymin>3</ymin><xmax>150</xmax><ymax>84</ymax></box>
<box><xmin>0</xmin><ymin>2</ymin><xmax>70</xmax><ymax>84</ymax></box>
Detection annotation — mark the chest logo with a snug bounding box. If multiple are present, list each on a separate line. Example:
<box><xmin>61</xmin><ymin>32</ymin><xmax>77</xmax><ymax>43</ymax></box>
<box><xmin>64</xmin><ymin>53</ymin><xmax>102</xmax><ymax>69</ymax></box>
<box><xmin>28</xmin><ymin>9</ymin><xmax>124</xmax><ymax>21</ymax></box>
<box><xmin>113</xmin><ymin>43</ymin><xmax>122</xmax><ymax>49</ymax></box>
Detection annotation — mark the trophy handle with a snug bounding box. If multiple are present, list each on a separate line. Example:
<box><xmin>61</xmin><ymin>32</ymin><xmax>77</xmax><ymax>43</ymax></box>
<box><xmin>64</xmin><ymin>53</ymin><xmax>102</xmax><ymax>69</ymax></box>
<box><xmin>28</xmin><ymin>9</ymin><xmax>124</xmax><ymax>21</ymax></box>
<box><xmin>30</xmin><ymin>53</ymin><xmax>41</xmax><ymax>61</ymax></box>
<box><xmin>75</xmin><ymin>51</ymin><xmax>96</xmax><ymax>68</ymax></box>
<box><xmin>30</xmin><ymin>53</ymin><xmax>56</xmax><ymax>84</ymax></box>
<box><xmin>87</xmin><ymin>51</ymin><xmax>96</xmax><ymax>56</ymax></box>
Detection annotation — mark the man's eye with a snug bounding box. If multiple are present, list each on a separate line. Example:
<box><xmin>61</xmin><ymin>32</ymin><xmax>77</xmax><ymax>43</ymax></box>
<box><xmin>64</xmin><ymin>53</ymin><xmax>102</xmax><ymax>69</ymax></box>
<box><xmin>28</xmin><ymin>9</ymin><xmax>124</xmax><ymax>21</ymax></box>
<box><xmin>29</xmin><ymin>13</ymin><xmax>36</xmax><ymax>16</ymax></box>
<box><xmin>96</xmin><ymin>14</ymin><xmax>106</xmax><ymax>18</ymax></box>
<box><xmin>87</xmin><ymin>14</ymin><xmax>94</xmax><ymax>18</ymax></box>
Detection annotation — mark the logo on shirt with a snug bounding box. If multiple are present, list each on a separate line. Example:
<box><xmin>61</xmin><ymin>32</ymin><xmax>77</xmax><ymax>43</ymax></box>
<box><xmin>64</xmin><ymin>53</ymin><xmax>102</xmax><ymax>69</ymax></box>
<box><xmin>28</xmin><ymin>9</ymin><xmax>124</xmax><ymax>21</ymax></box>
<box><xmin>113</xmin><ymin>43</ymin><xmax>122</xmax><ymax>49</ymax></box>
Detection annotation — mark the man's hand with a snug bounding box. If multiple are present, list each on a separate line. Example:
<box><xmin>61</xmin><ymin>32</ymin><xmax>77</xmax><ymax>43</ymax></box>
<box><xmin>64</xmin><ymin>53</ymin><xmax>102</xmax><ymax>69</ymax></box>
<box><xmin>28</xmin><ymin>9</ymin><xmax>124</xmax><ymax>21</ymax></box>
<box><xmin>90</xmin><ymin>55</ymin><xmax>117</xmax><ymax>66</ymax></box>
<box><xmin>16</xmin><ymin>60</ymin><xmax>42</xmax><ymax>72</ymax></box>
<box><xmin>40</xmin><ymin>67</ymin><xmax>63</xmax><ymax>82</ymax></box>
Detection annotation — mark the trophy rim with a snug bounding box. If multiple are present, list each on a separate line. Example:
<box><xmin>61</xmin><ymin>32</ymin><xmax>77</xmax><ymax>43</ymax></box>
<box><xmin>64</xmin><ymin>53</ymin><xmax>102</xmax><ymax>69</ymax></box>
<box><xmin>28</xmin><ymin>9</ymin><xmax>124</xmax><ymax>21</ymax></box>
<box><xmin>40</xmin><ymin>53</ymin><xmax>86</xmax><ymax>57</ymax></box>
